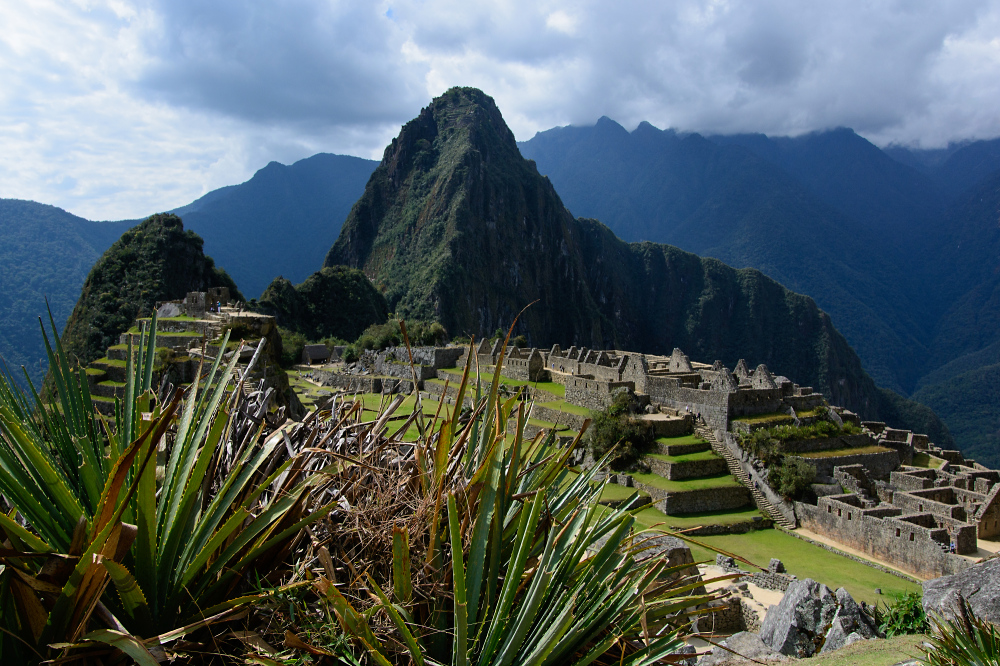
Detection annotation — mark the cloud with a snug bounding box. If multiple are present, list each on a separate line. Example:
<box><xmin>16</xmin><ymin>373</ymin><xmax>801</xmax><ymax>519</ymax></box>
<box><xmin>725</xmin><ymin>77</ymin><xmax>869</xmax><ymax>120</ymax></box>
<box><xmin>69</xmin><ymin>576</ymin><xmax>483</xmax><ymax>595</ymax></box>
<box><xmin>1</xmin><ymin>0</ymin><xmax>999</xmax><ymax>219</ymax></box>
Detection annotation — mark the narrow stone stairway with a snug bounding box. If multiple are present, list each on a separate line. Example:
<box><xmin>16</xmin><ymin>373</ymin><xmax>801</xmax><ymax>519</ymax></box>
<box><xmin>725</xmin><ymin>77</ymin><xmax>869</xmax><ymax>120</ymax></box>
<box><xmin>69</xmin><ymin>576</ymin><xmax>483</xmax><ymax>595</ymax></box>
<box><xmin>696</xmin><ymin>423</ymin><xmax>796</xmax><ymax>529</ymax></box>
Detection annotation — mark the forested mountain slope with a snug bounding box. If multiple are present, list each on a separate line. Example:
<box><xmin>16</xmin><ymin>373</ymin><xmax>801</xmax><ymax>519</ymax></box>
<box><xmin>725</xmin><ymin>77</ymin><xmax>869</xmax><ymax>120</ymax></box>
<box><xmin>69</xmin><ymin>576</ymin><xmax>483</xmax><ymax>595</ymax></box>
<box><xmin>0</xmin><ymin>200</ymin><xmax>129</xmax><ymax>383</ymax></box>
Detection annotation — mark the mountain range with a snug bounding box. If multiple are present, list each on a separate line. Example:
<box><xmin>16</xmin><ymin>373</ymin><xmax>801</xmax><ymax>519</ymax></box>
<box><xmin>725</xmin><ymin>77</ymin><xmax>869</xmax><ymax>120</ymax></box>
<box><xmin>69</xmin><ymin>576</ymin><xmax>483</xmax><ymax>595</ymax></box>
<box><xmin>4</xmin><ymin>90</ymin><xmax>1000</xmax><ymax>461</ymax></box>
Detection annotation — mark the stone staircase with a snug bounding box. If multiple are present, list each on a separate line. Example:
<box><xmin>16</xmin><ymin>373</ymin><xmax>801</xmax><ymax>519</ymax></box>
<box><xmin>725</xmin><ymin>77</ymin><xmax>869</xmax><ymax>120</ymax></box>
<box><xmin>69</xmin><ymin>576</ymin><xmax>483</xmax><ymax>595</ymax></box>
<box><xmin>697</xmin><ymin>423</ymin><xmax>796</xmax><ymax>529</ymax></box>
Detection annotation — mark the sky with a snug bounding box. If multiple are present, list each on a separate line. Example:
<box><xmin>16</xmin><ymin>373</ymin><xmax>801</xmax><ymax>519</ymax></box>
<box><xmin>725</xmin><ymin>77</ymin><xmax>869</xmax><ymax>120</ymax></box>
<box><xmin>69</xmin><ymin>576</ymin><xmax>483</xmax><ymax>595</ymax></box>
<box><xmin>2</xmin><ymin>0</ymin><xmax>1000</xmax><ymax>220</ymax></box>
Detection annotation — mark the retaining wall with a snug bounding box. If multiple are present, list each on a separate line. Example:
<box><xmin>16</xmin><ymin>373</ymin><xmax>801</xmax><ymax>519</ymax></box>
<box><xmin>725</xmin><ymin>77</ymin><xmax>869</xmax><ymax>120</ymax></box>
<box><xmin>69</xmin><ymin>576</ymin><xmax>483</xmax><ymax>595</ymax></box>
<box><xmin>647</xmin><ymin>456</ymin><xmax>728</xmax><ymax>481</ymax></box>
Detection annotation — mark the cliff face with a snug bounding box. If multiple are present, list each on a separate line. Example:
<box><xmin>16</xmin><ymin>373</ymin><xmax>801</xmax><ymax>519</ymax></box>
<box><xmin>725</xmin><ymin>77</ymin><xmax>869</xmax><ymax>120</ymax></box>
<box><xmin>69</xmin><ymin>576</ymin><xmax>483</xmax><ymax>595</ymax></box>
<box><xmin>61</xmin><ymin>213</ymin><xmax>242</xmax><ymax>367</ymax></box>
<box><xmin>325</xmin><ymin>87</ymin><xmax>948</xmax><ymax>432</ymax></box>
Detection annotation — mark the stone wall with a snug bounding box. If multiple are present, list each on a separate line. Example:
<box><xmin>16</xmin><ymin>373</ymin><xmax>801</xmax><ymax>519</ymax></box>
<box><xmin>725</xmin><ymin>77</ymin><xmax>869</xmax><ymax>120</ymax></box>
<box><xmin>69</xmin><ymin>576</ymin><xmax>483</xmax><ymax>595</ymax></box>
<box><xmin>646</xmin><ymin>379</ymin><xmax>730</xmax><ymax>430</ymax></box>
<box><xmin>564</xmin><ymin>378</ymin><xmax>634</xmax><ymax>411</ymax></box>
<box><xmin>657</xmin><ymin>439</ymin><xmax>710</xmax><ymax>456</ymax></box>
<box><xmin>780</xmin><ymin>434</ymin><xmax>876</xmax><ymax>454</ymax></box>
<box><xmin>645</xmin><ymin>484</ymin><xmax>751</xmax><ymax>514</ymax></box>
<box><xmin>795</xmin><ymin>496</ymin><xmax>973</xmax><ymax>579</ymax></box>
<box><xmin>790</xmin><ymin>449</ymin><xmax>900</xmax><ymax>480</ymax></box>
<box><xmin>647</xmin><ymin>456</ymin><xmax>729</xmax><ymax>481</ymax></box>
<box><xmin>529</xmin><ymin>404</ymin><xmax>588</xmax><ymax>431</ymax></box>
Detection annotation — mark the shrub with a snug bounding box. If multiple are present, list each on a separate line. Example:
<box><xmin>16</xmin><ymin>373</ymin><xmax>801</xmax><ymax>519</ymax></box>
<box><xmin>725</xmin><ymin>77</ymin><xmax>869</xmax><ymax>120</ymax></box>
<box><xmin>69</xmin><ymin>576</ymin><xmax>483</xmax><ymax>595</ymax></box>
<box><xmin>769</xmin><ymin>457</ymin><xmax>817</xmax><ymax>500</ymax></box>
<box><xmin>737</xmin><ymin>412</ymin><xmax>862</xmax><ymax>463</ymax></box>
<box><xmin>354</xmin><ymin>318</ymin><xmax>448</xmax><ymax>351</ymax></box>
<box><xmin>877</xmin><ymin>592</ymin><xmax>928</xmax><ymax>637</ymax></box>
<box><xmin>277</xmin><ymin>326</ymin><xmax>308</xmax><ymax>367</ymax></box>
<box><xmin>587</xmin><ymin>392</ymin><xmax>653</xmax><ymax>472</ymax></box>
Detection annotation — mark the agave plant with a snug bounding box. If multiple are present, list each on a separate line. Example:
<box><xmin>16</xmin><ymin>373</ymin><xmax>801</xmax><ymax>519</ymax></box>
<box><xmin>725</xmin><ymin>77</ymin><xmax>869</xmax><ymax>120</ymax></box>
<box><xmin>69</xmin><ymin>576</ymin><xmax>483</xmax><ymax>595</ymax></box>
<box><xmin>280</xmin><ymin>326</ymin><xmax>735</xmax><ymax>666</ymax></box>
<box><xmin>0</xmin><ymin>311</ymin><xmax>332</xmax><ymax>663</ymax></box>
<box><xmin>922</xmin><ymin>597</ymin><xmax>1000</xmax><ymax>666</ymax></box>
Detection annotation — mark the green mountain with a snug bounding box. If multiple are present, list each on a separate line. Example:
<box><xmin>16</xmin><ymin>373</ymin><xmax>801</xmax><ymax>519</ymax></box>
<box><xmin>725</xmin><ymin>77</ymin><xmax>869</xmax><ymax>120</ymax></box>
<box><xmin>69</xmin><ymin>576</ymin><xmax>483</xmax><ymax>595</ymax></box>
<box><xmin>173</xmin><ymin>153</ymin><xmax>377</xmax><ymax>297</ymax></box>
<box><xmin>0</xmin><ymin>155</ymin><xmax>376</xmax><ymax>385</ymax></box>
<box><xmin>60</xmin><ymin>213</ymin><xmax>242</xmax><ymax>367</ymax></box>
<box><xmin>325</xmin><ymin>87</ymin><xmax>949</xmax><ymax>441</ymax></box>
<box><xmin>517</xmin><ymin>121</ymin><xmax>932</xmax><ymax>394</ymax></box>
<box><xmin>255</xmin><ymin>266</ymin><xmax>389</xmax><ymax>341</ymax></box>
<box><xmin>0</xmin><ymin>200</ymin><xmax>129</xmax><ymax>384</ymax></box>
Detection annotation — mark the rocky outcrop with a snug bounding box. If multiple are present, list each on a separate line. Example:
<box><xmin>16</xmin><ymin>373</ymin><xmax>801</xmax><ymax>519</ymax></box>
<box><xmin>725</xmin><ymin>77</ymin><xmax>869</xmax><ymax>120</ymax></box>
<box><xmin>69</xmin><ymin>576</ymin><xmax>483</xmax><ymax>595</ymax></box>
<box><xmin>923</xmin><ymin>556</ymin><xmax>1000</xmax><ymax>624</ymax></box>
<box><xmin>759</xmin><ymin>579</ymin><xmax>877</xmax><ymax>658</ymax></box>
<box><xmin>697</xmin><ymin>631</ymin><xmax>787</xmax><ymax>665</ymax></box>
<box><xmin>820</xmin><ymin>587</ymin><xmax>879</xmax><ymax>653</ymax></box>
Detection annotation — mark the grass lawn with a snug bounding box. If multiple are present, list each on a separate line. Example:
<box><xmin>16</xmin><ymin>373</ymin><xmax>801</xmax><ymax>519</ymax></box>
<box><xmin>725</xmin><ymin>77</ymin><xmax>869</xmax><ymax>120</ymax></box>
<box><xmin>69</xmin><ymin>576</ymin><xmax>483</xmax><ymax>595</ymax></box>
<box><xmin>809</xmin><ymin>634</ymin><xmax>927</xmax><ymax>666</ymax></box>
<box><xmin>798</xmin><ymin>445</ymin><xmax>893</xmax><ymax>458</ymax></box>
<box><xmin>631</xmin><ymin>472</ymin><xmax>740</xmax><ymax>493</ymax></box>
<box><xmin>911</xmin><ymin>452</ymin><xmax>945</xmax><ymax>468</ymax></box>
<box><xmin>647</xmin><ymin>450</ymin><xmax>720</xmax><ymax>464</ymax></box>
<box><xmin>537</xmin><ymin>399</ymin><xmax>591</xmax><ymax>416</ymax></box>
<box><xmin>675</xmin><ymin>529</ymin><xmax>921</xmax><ymax>604</ymax></box>
<box><xmin>655</xmin><ymin>434</ymin><xmax>707</xmax><ymax>447</ymax></box>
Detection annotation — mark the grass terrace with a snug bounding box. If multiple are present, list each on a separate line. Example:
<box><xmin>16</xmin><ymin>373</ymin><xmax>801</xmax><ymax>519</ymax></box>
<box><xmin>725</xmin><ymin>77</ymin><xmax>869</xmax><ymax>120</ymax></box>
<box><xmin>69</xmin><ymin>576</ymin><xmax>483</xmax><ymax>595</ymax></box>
<box><xmin>655</xmin><ymin>433</ymin><xmax>708</xmax><ymax>447</ymax></box>
<box><xmin>598</xmin><ymin>484</ymin><xmax>652</xmax><ymax>504</ymax></box>
<box><xmin>798</xmin><ymin>445</ymin><xmax>893</xmax><ymax>458</ymax></box>
<box><xmin>911</xmin><ymin>452</ymin><xmax>947</xmax><ymax>468</ymax></box>
<box><xmin>732</xmin><ymin>411</ymin><xmax>795</xmax><ymax>425</ymax></box>
<box><xmin>630</xmin><ymin>471</ymin><xmax>741</xmax><ymax>493</ymax></box>
<box><xmin>647</xmin><ymin>449</ymin><xmax>719</xmax><ymax>464</ymax></box>
<box><xmin>536</xmin><ymin>399</ymin><xmax>591</xmax><ymax>416</ymax></box>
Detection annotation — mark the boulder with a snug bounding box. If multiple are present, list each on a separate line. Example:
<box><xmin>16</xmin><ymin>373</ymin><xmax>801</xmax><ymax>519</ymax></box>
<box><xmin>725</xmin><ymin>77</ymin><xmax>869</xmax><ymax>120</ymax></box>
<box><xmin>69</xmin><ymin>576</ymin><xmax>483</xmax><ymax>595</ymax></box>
<box><xmin>923</xmin><ymin>556</ymin><xmax>1000</xmax><ymax>624</ymax></box>
<box><xmin>156</xmin><ymin>302</ymin><xmax>181</xmax><ymax>318</ymax></box>
<box><xmin>697</xmin><ymin>631</ymin><xmax>787</xmax><ymax>665</ymax></box>
<box><xmin>820</xmin><ymin>588</ymin><xmax>879</xmax><ymax>653</ymax></box>
<box><xmin>759</xmin><ymin>578</ymin><xmax>838</xmax><ymax>657</ymax></box>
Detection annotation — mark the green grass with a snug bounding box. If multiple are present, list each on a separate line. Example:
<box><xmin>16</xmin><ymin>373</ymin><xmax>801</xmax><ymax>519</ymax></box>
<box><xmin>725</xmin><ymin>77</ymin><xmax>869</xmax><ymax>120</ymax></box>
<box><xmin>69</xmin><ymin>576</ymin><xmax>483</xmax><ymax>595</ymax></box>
<box><xmin>97</xmin><ymin>380</ymin><xmax>126</xmax><ymax>388</ymax></box>
<box><xmin>647</xmin><ymin>450</ymin><xmax>720</xmax><ymax>464</ymax></box>
<box><xmin>808</xmin><ymin>633</ymin><xmax>927</xmax><ymax>665</ymax></box>
<box><xmin>537</xmin><ymin>399</ymin><xmax>591</xmax><ymax>416</ymax></box>
<box><xmin>632</xmin><ymin>504</ymin><xmax>764</xmax><ymax>530</ymax></box>
<box><xmin>798</xmin><ymin>445</ymin><xmax>893</xmax><ymax>458</ymax></box>
<box><xmin>911</xmin><ymin>452</ymin><xmax>946</xmax><ymax>468</ymax></box>
<box><xmin>677</xmin><ymin>529</ymin><xmax>920</xmax><ymax>605</ymax></box>
<box><xmin>732</xmin><ymin>411</ymin><xmax>795</xmax><ymax>425</ymax></box>
<box><xmin>142</xmin><ymin>315</ymin><xmax>198</xmax><ymax>322</ymax></box>
<box><xmin>94</xmin><ymin>358</ymin><xmax>126</xmax><ymax>368</ymax></box>
<box><xmin>630</xmin><ymin>472</ymin><xmax>740</xmax><ymax>493</ymax></box>
<box><xmin>654</xmin><ymin>434</ymin><xmax>707</xmax><ymax>447</ymax></box>
<box><xmin>85</xmin><ymin>368</ymin><xmax>104</xmax><ymax>376</ymax></box>
<box><xmin>90</xmin><ymin>395</ymin><xmax>115</xmax><ymax>403</ymax></box>
<box><xmin>598</xmin><ymin>484</ymin><xmax>651</xmax><ymax>503</ymax></box>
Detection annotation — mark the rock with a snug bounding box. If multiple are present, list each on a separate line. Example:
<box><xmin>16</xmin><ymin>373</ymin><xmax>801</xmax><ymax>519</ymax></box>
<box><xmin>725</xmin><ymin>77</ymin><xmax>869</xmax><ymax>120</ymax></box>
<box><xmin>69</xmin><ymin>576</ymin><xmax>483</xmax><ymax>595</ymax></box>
<box><xmin>670</xmin><ymin>644</ymin><xmax>697</xmax><ymax>666</ymax></box>
<box><xmin>768</xmin><ymin>558</ymin><xmax>786</xmax><ymax>573</ymax></box>
<box><xmin>923</xmin><ymin>557</ymin><xmax>1000</xmax><ymax>624</ymax></box>
<box><xmin>820</xmin><ymin>588</ymin><xmax>878</xmax><ymax>652</ymax></box>
<box><xmin>156</xmin><ymin>302</ymin><xmax>181</xmax><ymax>318</ymax></box>
<box><xmin>759</xmin><ymin>578</ymin><xmax>838</xmax><ymax>657</ymax></box>
<box><xmin>697</xmin><ymin>632</ymin><xmax>787</xmax><ymax>665</ymax></box>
